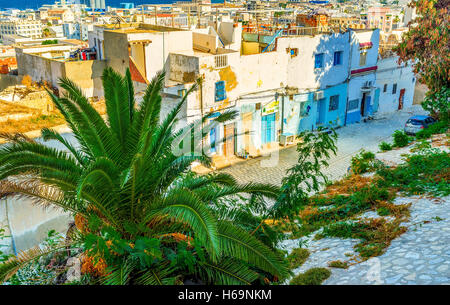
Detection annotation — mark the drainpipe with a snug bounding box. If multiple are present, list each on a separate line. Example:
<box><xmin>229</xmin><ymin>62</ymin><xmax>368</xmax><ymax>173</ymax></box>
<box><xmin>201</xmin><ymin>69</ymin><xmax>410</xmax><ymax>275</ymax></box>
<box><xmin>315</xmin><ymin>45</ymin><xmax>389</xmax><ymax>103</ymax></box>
<box><xmin>344</xmin><ymin>30</ymin><xmax>353</xmax><ymax>127</ymax></box>
<box><xmin>4</xmin><ymin>199</ymin><xmax>17</xmax><ymax>255</ymax></box>
<box><xmin>198</xmin><ymin>75</ymin><xmax>204</xmax><ymax>155</ymax></box>
<box><xmin>162</xmin><ymin>31</ymin><xmax>165</xmax><ymax>68</ymax></box>
<box><xmin>281</xmin><ymin>93</ymin><xmax>285</xmax><ymax>135</ymax></box>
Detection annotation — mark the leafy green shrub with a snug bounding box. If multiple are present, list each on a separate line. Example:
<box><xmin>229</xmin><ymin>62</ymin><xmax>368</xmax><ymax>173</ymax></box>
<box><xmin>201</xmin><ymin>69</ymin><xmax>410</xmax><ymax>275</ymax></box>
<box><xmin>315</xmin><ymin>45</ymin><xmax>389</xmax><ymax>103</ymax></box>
<box><xmin>328</xmin><ymin>260</ymin><xmax>348</xmax><ymax>269</ymax></box>
<box><xmin>411</xmin><ymin>140</ymin><xmax>431</xmax><ymax>152</ymax></box>
<box><xmin>277</xmin><ymin>127</ymin><xmax>338</xmax><ymax>217</ymax></box>
<box><xmin>0</xmin><ymin>228</ymin><xmax>12</xmax><ymax>263</ymax></box>
<box><xmin>379</xmin><ymin>141</ymin><xmax>393</xmax><ymax>152</ymax></box>
<box><xmin>392</xmin><ymin>130</ymin><xmax>411</xmax><ymax>147</ymax></box>
<box><xmin>319</xmin><ymin>221</ymin><xmax>369</xmax><ymax>239</ymax></box>
<box><xmin>421</xmin><ymin>87</ymin><xmax>450</xmax><ymax>122</ymax></box>
<box><xmin>351</xmin><ymin>150</ymin><xmax>376</xmax><ymax>174</ymax></box>
<box><xmin>289</xmin><ymin>267</ymin><xmax>331</xmax><ymax>285</ymax></box>
<box><xmin>42</xmin><ymin>39</ymin><xmax>58</xmax><ymax>45</ymax></box>
<box><xmin>416</xmin><ymin>121</ymin><xmax>449</xmax><ymax>139</ymax></box>
<box><xmin>305</xmin><ymin>185</ymin><xmax>391</xmax><ymax>227</ymax></box>
<box><xmin>377</xmin><ymin>150</ymin><xmax>450</xmax><ymax>196</ymax></box>
<box><xmin>287</xmin><ymin>248</ymin><xmax>310</xmax><ymax>269</ymax></box>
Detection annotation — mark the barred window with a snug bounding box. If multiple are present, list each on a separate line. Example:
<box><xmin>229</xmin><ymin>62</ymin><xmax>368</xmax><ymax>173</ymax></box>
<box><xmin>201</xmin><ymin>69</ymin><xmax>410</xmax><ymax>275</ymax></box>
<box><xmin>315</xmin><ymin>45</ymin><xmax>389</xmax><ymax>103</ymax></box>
<box><xmin>214</xmin><ymin>55</ymin><xmax>228</xmax><ymax>68</ymax></box>
<box><xmin>329</xmin><ymin>95</ymin><xmax>339</xmax><ymax>111</ymax></box>
<box><xmin>348</xmin><ymin>99</ymin><xmax>359</xmax><ymax>111</ymax></box>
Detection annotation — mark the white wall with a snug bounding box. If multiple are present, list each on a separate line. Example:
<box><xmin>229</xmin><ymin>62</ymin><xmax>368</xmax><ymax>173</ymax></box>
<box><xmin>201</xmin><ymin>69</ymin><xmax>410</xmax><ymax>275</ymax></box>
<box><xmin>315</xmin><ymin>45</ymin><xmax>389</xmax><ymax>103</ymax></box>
<box><xmin>349</xmin><ymin>29</ymin><xmax>380</xmax><ymax>71</ymax></box>
<box><xmin>376</xmin><ymin>56</ymin><xmax>416</xmax><ymax>114</ymax></box>
<box><xmin>347</xmin><ymin>29</ymin><xmax>380</xmax><ymax>118</ymax></box>
<box><xmin>239</xmin><ymin>51</ymin><xmax>288</xmax><ymax>95</ymax></box>
<box><xmin>277</xmin><ymin>32</ymin><xmax>350</xmax><ymax>90</ymax></box>
<box><xmin>130</xmin><ymin>30</ymin><xmax>192</xmax><ymax>83</ymax></box>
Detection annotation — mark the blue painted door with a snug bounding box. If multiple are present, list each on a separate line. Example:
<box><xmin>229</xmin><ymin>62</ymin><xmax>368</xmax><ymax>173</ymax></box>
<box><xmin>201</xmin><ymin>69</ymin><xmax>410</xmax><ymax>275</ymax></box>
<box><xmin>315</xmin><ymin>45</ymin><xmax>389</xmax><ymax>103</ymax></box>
<box><xmin>372</xmin><ymin>88</ymin><xmax>380</xmax><ymax>113</ymax></box>
<box><xmin>261</xmin><ymin>113</ymin><xmax>276</xmax><ymax>144</ymax></box>
<box><xmin>366</xmin><ymin>96</ymin><xmax>372</xmax><ymax>115</ymax></box>
<box><xmin>316</xmin><ymin>99</ymin><xmax>325</xmax><ymax>126</ymax></box>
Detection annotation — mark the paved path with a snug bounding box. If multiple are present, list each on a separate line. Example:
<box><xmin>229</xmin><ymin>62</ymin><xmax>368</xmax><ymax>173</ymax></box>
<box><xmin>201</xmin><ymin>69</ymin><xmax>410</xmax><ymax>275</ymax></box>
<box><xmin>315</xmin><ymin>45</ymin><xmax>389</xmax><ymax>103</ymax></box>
<box><xmin>218</xmin><ymin>104</ymin><xmax>450</xmax><ymax>285</ymax></box>
<box><xmin>280</xmin><ymin>195</ymin><xmax>450</xmax><ymax>285</ymax></box>
<box><xmin>219</xmin><ymin>106</ymin><xmax>426</xmax><ymax>185</ymax></box>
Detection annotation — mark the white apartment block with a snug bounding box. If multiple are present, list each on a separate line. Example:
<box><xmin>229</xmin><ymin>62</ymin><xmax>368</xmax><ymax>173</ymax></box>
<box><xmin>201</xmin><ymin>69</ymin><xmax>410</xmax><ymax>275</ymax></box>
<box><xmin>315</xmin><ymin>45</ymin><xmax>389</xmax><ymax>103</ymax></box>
<box><xmin>0</xmin><ymin>20</ymin><xmax>43</xmax><ymax>41</ymax></box>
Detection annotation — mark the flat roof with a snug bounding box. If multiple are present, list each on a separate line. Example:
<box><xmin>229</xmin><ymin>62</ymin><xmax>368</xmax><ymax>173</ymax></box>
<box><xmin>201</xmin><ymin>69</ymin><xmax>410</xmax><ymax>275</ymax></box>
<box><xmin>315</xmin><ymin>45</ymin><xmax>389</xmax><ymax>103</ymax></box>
<box><xmin>106</xmin><ymin>23</ymin><xmax>186</xmax><ymax>34</ymax></box>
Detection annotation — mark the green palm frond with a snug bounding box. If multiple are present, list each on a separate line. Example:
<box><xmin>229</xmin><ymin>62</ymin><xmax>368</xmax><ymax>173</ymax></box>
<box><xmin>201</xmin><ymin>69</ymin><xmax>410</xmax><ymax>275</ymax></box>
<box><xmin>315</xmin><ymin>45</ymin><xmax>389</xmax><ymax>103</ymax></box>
<box><xmin>41</xmin><ymin>128</ymin><xmax>87</xmax><ymax>167</ymax></box>
<box><xmin>145</xmin><ymin>190</ymin><xmax>220</xmax><ymax>258</ymax></box>
<box><xmin>135</xmin><ymin>262</ymin><xmax>179</xmax><ymax>285</ymax></box>
<box><xmin>217</xmin><ymin>221</ymin><xmax>290</xmax><ymax>279</ymax></box>
<box><xmin>124</xmin><ymin>69</ymin><xmax>136</xmax><ymax>122</ymax></box>
<box><xmin>195</xmin><ymin>182</ymin><xmax>280</xmax><ymax>203</ymax></box>
<box><xmin>58</xmin><ymin>77</ymin><xmax>122</xmax><ymax>163</ymax></box>
<box><xmin>179</xmin><ymin>173</ymin><xmax>238</xmax><ymax>190</ymax></box>
<box><xmin>0</xmin><ymin>179</ymin><xmax>85</xmax><ymax>214</ymax></box>
<box><xmin>102</xmin><ymin>68</ymin><xmax>131</xmax><ymax>147</ymax></box>
<box><xmin>101</xmin><ymin>258</ymin><xmax>136</xmax><ymax>285</ymax></box>
<box><xmin>196</xmin><ymin>258</ymin><xmax>259</xmax><ymax>285</ymax></box>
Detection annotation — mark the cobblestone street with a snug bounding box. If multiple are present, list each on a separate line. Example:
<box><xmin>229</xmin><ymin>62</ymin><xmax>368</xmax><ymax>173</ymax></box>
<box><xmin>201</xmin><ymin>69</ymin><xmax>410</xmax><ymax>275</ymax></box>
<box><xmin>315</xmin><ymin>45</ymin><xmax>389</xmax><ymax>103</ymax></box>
<box><xmin>279</xmin><ymin>195</ymin><xmax>450</xmax><ymax>285</ymax></box>
<box><xmin>219</xmin><ymin>105</ymin><xmax>426</xmax><ymax>185</ymax></box>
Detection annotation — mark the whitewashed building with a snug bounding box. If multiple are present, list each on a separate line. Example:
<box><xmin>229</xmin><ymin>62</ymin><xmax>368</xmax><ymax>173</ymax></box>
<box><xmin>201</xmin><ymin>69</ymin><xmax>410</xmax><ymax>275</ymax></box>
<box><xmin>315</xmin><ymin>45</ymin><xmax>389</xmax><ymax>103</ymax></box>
<box><xmin>375</xmin><ymin>56</ymin><xmax>416</xmax><ymax>114</ymax></box>
<box><xmin>346</xmin><ymin>28</ymin><xmax>380</xmax><ymax>124</ymax></box>
<box><xmin>0</xmin><ymin>20</ymin><xmax>43</xmax><ymax>41</ymax></box>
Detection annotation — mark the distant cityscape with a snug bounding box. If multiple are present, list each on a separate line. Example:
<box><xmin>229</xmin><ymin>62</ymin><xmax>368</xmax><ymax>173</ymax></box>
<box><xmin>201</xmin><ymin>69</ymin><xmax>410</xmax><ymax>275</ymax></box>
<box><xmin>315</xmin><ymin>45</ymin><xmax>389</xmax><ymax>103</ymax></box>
<box><xmin>1</xmin><ymin>0</ymin><xmax>224</xmax><ymax>10</ymax></box>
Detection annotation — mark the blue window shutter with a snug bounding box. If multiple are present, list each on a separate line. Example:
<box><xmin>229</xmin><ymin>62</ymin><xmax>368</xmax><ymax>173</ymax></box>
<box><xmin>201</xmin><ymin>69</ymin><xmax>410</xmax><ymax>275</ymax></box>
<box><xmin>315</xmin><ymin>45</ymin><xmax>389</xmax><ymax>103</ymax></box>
<box><xmin>334</xmin><ymin>51</ymin><xmax>342</xmax><ymax>65</ymax></box>
<box><xmin>315</xmin><ymin>54</ymin><xmax>323</xmax><ymax>69</ymax></box>
<box><xmin>215</xmin><ymin>81</ymin><xmax>226</xmax><ymax>102</ymax></box>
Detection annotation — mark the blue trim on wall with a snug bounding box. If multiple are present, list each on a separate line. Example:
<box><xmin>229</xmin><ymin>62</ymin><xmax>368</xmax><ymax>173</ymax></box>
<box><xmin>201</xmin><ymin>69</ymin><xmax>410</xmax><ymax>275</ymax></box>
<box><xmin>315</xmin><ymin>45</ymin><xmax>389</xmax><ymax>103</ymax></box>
<box><xmin>346</xmin><ymin>111</ymin><xmax>361</xmax><ymax>124</ymax></box>
<box><xmin>316</xmin><ymin>83</ymin><xmax>348</xmax><ymax>129</ymax></box>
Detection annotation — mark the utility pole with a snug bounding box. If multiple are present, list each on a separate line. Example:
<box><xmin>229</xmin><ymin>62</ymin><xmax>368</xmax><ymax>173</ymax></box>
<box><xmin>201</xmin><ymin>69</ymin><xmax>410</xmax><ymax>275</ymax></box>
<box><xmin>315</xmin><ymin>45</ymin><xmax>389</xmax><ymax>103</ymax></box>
<box><xmin>197</xmin><ymin>4</ymin><xmax>200</xmax><ymax>28</ymax></box>
<box><xmin>188</xmin><ymin>6</ymin><xmax>191</xmax><ymax>28</ymax></box>
<box><xmin>214</xmin><ymin>7</ymin><xmax>218</xmax><ymax>32</ymax></box>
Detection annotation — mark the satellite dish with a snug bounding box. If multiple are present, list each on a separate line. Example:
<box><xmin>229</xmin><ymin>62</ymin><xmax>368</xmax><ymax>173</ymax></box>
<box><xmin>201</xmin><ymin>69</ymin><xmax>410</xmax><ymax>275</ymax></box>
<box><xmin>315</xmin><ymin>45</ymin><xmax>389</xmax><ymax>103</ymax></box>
<box><xmin>110</xmin><ymin>16</ymin><xmax>121</xmax><ymax>28</ymax></box>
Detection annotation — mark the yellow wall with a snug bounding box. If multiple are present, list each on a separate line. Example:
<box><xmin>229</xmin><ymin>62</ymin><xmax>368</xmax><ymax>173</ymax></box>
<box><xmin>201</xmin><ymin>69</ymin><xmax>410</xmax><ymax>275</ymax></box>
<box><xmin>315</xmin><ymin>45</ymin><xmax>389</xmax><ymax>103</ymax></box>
<box><xmin>242</xmin><ymin>41</ymin><xmax>260</xmax><ymax>55</ymax></box>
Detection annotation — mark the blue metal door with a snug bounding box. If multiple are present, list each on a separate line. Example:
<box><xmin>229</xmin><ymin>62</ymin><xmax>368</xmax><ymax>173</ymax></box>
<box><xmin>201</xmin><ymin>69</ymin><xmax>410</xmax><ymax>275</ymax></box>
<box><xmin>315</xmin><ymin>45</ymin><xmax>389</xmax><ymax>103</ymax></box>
<box><xmin>372</xmin><ymin>88</ymin><xmax>380</xmax><ymax>113</ymax></box>
<box><xmin>316</xmin><ymin>99</ymin><xmax>325</xmax><ymax>125</ymax></box>
<box><xmin>366</xmin><ymin>96</ymin><xmax>372</xmax><ymax>115</ymax></box>
<box><xmin>262</xmin><ymin>113</ymin><xmax>276</xmax><ymax>144</ymax></box>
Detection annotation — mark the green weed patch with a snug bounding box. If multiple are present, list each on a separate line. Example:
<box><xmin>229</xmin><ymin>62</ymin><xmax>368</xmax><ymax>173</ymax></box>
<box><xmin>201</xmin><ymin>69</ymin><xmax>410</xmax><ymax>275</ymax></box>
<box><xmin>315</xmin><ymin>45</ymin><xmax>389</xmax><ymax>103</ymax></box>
<box><xmin>289</xmin><ymin>267</ymin><xmax>331</xmax><ymax>285</ymax></box>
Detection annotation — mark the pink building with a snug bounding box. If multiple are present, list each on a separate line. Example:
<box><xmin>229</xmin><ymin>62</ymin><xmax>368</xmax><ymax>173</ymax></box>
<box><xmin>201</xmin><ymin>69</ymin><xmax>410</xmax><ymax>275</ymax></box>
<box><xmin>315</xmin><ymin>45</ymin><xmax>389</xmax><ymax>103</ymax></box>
<box><xmin>367</xmin><ymin>7</ymin><xmax>393</xmax><ymax>32</ymax></box>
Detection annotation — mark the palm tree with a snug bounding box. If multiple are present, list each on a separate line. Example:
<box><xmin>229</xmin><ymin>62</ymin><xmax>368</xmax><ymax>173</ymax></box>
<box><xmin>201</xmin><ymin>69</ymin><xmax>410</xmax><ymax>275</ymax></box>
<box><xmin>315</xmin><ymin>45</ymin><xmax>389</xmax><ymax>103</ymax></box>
<box><xmin>0</xmin><ymin>68</ymin><xmax>289</xmax><ymax>285</ymax></box>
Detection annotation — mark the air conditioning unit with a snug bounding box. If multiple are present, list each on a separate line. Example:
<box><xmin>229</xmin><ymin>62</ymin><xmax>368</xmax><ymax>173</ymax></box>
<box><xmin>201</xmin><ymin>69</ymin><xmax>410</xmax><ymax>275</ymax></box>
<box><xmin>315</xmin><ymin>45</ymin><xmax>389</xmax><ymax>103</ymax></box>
<box><xmin>314</xmin><ymin>91</ymin><xmax>324</xmax><ymax>100</ymax></box>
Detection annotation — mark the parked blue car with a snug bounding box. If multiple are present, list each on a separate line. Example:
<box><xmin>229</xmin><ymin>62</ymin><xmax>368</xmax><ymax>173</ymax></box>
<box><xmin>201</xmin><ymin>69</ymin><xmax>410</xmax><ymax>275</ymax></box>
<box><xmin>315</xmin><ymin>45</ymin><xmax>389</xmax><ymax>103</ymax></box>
<box><xmin>404</xmin><ymin>115</ymin><xmax>437</xmax><ymax>135</ymax></box>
